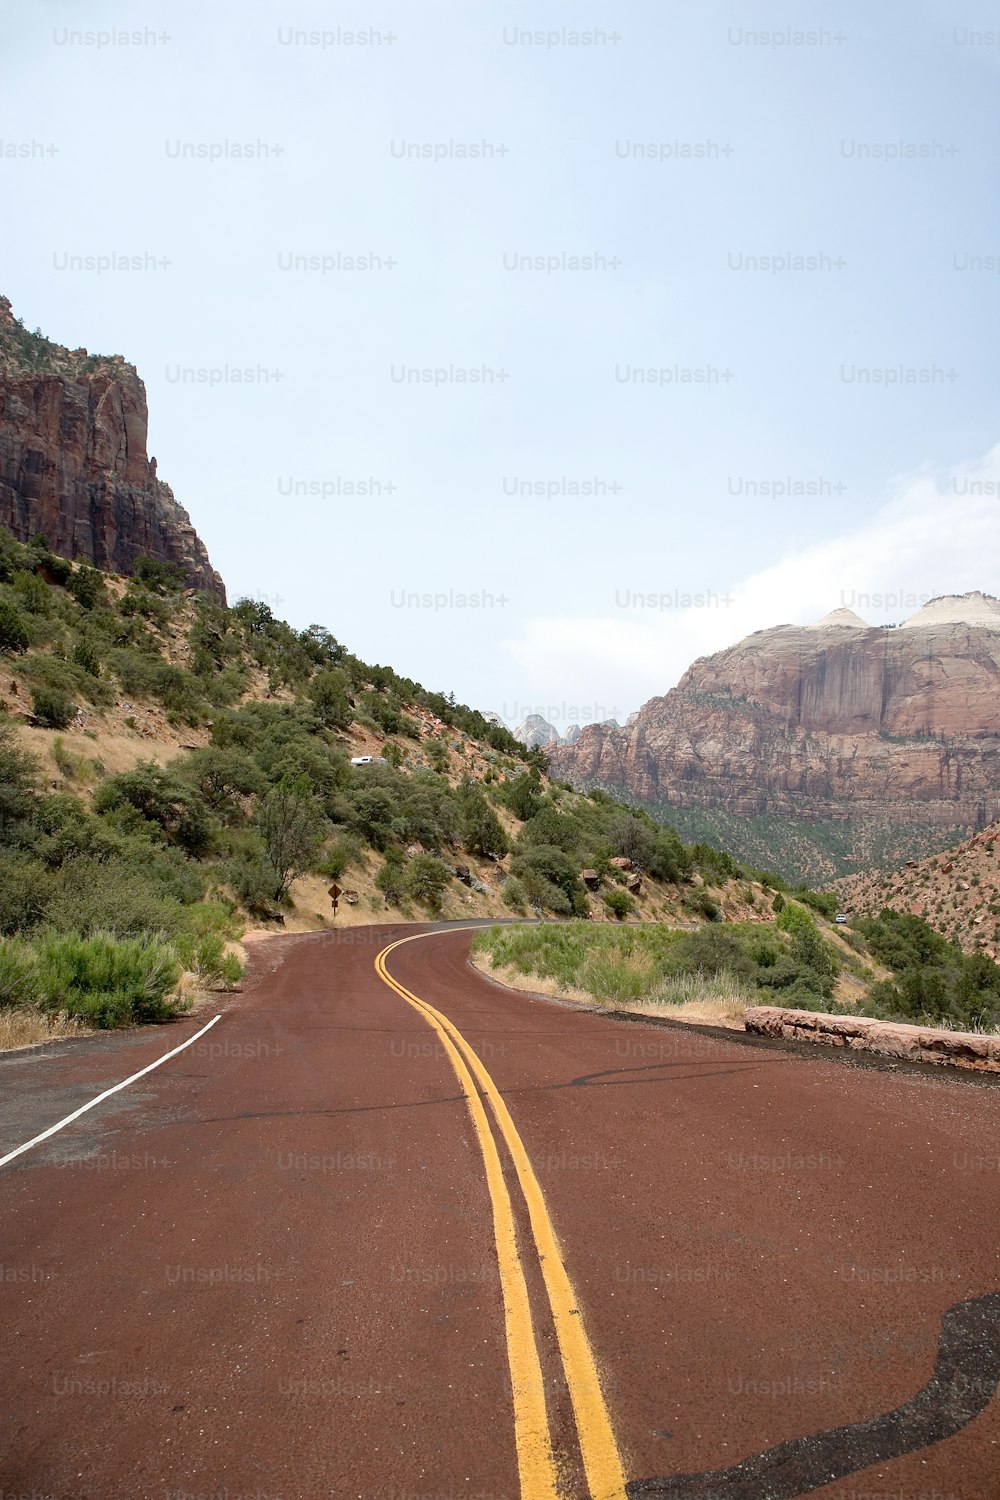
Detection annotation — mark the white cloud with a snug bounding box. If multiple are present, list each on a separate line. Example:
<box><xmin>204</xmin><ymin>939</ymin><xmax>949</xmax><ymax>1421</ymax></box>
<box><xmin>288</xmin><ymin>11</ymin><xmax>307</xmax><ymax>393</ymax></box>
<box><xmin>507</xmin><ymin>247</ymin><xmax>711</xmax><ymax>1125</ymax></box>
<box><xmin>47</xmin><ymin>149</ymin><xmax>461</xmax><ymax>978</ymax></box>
<box><xmin>501</xmin><ymin>445</ymin><xmax>1000</xmax><ymax>725</ymax></box>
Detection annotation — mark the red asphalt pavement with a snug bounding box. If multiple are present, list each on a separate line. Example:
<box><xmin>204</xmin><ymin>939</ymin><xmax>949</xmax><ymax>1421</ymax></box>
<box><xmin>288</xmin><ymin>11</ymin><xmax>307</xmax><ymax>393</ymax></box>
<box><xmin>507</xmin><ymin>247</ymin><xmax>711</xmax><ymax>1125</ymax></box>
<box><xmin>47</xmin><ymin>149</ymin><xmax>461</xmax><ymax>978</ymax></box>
<box><xmin>1</xmin><ymin>922</ymin><xmax>999</xmax><ymax>1500</ymax></box>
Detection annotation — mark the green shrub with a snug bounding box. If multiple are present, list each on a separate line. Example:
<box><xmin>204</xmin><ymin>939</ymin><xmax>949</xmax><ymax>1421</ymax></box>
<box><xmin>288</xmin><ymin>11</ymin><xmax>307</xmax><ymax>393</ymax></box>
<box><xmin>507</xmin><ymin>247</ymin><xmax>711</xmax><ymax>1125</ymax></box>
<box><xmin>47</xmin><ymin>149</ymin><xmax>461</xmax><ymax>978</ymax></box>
<box><xmin>793</xmin><ymin>887</ymin><xmax>839</xmax><ymax>919</ymax></box>
<box><xmin>501</xmin><ymin>876</ymin><xmax>526</xmax><ymax>911</ymax></box>
<box><xmin>95</xmin><ymin>764</ymin><xmax>213</xmax><ymax>854</ymax></box>
<box><xmin>226</xmin><ymin>851</ymin><xmax>280</xmax><ymax>914</ymax></box>
<box><xmin>72</xmin><ymin>639</ymin><xmax>101</xmax><ymax>677</ymax></box>
<box><xmin>44</xmin><ymin>857</ymin><xmax>183</xmax><ymax>939</ymax></box>
<box><xmin>603</xmin><ymin>888</ymin><xmax>636</xmax><ymax>921</ymax></box>
<box><xmin>681</xmin><ymin>887</ymin><xmax>721</xmax><ymax>921</ymax></box>
<box><xmin>66</xmin><ymin>565</ymin><xmax>105</xmax><ymax>610</ymax></box>
<box><xmin>31</xmin><ymin>685</ymin><xmax>75</xmax><ymax>729</ymax></box>
<box><xmin>0</xmin><ymin>851</ymin><xmax>53</xmax><ymax>934</ymax></box>
<box><xmin>32</xmin><ymin>931</ymin><xmax>184</xmax><ymax>1027</ymax></box>
<box><xmin>375</xmin><ymin>858</ymin><xmax>407</xmax><ymax>905</ymax></box>
<box><xmin>133</xmin><ymin>556</ymin><xmax>187</xmax><ymax>593</ymax></box>
<box><xmin>0</xmin><ymin>719</ymin><xmax>40</xmax><ymax>826</ymax></box>
<box><xmin>578</xmin><ymin>950</ymin><xmax>656</xmax><ymax>1005</ymax></box>
<box><xmin>775</xmin><ymin>900</ymin><xmax>816</xmax><ymax>936</ymax></box>
<box><xmin>307</xmin><ymin>669</ymin><xmax>353</xmax><ymax>730</ymax></box>
<box><xmin>174</xmin><ymin>931</ymin><xmax>243</xmax><ymax>989</ymax></box>
<box><xmin>459</xmin><ymin>790</ymin><xmax>510</xmax><ymax>858</ymax></box>
<box><xmin>0</xmin><ymin>598</ymin><xmax>30</xmax><ymax>654</ymax></box>
<box><xmin>0</xmin><ymin>938</ymin><xmax>41</xmax><ymax>1008</ymax></box>
<box><xmin>405</xmin><ymin>852</ymin><xmax>450</xmax><ymax>912</ymax></box>
<box><xmin>12</xmin><ymin>569</ymin><xmax>51</xmax><ymax>615</ymax></box>
<box><xmin>318</xmin><ymin>834</ymin><xmax>364</xmax><ymax>881</ymax></box>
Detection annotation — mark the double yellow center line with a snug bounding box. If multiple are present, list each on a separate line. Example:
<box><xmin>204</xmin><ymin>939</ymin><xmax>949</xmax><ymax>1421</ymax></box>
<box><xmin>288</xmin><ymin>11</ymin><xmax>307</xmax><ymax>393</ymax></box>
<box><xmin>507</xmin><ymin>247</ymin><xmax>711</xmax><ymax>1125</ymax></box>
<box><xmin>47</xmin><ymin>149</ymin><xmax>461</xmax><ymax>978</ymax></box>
<box><xmin>376</xmin><ymin>932</ymin><xmax>628</xmax><ymax>1500</ymax></box>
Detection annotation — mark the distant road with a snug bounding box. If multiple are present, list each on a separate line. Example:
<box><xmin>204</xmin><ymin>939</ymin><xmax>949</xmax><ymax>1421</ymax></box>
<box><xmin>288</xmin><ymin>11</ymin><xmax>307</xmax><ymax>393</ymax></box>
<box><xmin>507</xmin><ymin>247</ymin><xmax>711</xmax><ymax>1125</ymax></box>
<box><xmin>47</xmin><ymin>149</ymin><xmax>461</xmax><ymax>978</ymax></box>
<box><xmin>2</xmin><ymin>924</ymin><xmax>999</xmax><ymax>1499</ymax></box>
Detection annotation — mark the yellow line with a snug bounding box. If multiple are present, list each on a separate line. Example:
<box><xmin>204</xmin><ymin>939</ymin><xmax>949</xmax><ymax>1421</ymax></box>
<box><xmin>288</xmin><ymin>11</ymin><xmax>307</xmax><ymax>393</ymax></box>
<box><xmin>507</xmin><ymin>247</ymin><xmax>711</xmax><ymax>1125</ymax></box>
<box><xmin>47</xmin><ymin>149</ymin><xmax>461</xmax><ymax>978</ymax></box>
<box><xmin>374</xmin><ymin>944</ymin><xmax>560</xmax><ymax>1500</ymax></box>
<box><xmin>376</xmin><ymin>931</ymin><xmax>629</xmax><ymax>1500</ymax></box>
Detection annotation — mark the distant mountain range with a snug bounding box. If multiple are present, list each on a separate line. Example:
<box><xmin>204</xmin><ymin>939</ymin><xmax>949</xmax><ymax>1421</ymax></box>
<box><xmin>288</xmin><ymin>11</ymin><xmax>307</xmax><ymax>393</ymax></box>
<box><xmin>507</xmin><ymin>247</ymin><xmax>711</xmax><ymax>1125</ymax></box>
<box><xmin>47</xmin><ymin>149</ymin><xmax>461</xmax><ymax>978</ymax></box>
<box><xmin>547</xmin><ymin>596</ymin><xmax>1000</xmax><ymax>884</ymax></box>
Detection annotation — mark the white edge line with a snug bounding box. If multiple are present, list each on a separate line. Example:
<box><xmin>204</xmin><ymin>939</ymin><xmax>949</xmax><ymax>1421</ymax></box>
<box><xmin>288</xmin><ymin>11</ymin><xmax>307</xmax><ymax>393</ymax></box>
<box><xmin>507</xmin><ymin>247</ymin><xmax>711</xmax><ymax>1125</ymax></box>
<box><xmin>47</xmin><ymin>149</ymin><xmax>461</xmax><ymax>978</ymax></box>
<box><xmin>0</xmin><ymin>1014</ymin><xmax>223</xmax><ymax>1171</ymax></box>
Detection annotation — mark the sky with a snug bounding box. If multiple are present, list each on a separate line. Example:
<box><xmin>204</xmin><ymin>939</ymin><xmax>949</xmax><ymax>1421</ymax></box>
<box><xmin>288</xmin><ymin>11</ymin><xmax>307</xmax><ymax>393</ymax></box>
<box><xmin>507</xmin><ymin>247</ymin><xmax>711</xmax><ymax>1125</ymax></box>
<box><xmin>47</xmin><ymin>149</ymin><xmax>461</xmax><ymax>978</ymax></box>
<box><xmin>2</xmin><ymin>0</ymin><xmax>999</xmax><ymax>734</ymax></box>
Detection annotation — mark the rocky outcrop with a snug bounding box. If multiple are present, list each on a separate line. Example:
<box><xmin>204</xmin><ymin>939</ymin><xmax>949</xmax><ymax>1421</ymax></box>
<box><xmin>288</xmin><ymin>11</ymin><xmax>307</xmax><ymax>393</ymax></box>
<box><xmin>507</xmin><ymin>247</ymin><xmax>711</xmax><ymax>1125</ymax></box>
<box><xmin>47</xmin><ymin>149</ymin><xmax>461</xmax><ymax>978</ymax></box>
<box><xmin>0</xmin><ymin>296</ymin><xmax>225</xmax><ymax>600</ymax></box>
<box><xmin>835</xmin><ymin>821</ymin><xmax>1000</xmax><ymax>957</ymax></box>
<box><xmin>550</xmin><ymin>599</ymin><xmax>1000</xmax><ymax>882</ymax></box>
<box><xmin>745</xmin><ymin>1006</ymin><xmax>1000</xmax><ymax>1074</ymax></box>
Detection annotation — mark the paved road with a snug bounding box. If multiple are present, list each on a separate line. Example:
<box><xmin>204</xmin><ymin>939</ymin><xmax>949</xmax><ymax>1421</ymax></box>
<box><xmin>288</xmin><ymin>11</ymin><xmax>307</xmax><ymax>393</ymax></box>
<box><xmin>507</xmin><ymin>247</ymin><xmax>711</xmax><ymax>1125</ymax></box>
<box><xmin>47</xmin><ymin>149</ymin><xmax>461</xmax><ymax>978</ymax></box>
<box><xmin>2</xmin><ymin>923</ymin><xmax>999</xmax><ymax>1499</ymax></box>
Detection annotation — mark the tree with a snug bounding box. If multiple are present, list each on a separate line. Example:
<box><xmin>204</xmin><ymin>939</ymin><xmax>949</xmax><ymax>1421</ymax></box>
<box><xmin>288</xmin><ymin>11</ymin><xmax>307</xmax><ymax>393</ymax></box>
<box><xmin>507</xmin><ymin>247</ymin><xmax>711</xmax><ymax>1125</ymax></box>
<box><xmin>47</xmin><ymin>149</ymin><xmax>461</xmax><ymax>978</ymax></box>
<box><xmin>405</xmin><ymin>853</ymin><xmax>450</xmax><ymax>912</ymax></box>
<box><xmin>180</xmin><ymin>746</ymin><xmax>265</xmax><ymax>817</ymax></box>
<box><xmin>95</xmin><ymin>762</ymin><xmax>213</xmax><ymax>854</ymax></box>
<box><xmin>66</xmin><ymin>565</ymin><xmax>105</xmax><ymax>609</ymax></box>
<box><xmin>500</xmin><ymin>772</ymin><xmax>542</xmax><ymax>822</ymax></box>
<box><xmin>307</xmin><ymin>669</ymin><xmax>353</xmax><ymax>730</ymax></box>
<box><xmin>0</xmin><ymin>719</ymin><xmax>39</xmax><ymax>830</ymax></box>
<box><xmin>133</xmin><ymin>556</ymin><xmax>187</xmax><ymax>593</ymax></box>
<box><xmin>0</xmin><ymin>599</ymin><xmax>29</xmax><ymax>655</ymax></box>
<box><xmin>255</xmin><ymin>776</ymin><xmax>326</xmax><ymax>899</ymax></box>
<box><xmin>459</xmin><ymin>791</ymin><xmax>510</xmax><ymax>858</ymax></box>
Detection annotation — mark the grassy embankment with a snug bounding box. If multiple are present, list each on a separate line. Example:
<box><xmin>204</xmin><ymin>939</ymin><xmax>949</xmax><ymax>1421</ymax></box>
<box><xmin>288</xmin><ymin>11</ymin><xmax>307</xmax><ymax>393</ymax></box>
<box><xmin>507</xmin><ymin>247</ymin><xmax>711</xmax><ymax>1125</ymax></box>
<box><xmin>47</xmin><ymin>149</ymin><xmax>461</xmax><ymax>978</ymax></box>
<box><xmin>473</xmin><ymin>897</ymin><xmax>1000</xmax><ymax>1034</ymax></box>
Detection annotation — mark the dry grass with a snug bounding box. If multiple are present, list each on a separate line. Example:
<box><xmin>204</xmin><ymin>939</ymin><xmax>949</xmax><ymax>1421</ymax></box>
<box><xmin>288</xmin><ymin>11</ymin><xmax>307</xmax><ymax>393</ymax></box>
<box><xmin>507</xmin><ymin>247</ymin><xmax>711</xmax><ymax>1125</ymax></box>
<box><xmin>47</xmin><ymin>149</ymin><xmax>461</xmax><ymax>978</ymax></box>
<box><xmin>0</xmin><ymin>1008</ymin><xmax>89</xmax><ymax>1051</ymax></box>
<box><xmin>472</xmin><ymin>952</ymin><xmax>751</xmax><ymax>1029</ymax></box>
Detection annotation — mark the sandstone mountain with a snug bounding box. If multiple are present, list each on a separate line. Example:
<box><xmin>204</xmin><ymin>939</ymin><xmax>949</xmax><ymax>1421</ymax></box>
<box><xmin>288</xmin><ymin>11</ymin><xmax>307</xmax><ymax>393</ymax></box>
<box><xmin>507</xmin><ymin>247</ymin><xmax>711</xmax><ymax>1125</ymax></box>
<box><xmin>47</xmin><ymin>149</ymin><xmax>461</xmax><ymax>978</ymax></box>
<box><xmin>515</xmin><ymin>713</ymin><xmax>563</xmax><ymax>749</ymax></box>
<box><xmin>0</xmin><ymin>296</ymin><xmax>225</xmax><ymax>601</ymax></box>
<box><xmin>834</xmin><ymin>822</ymin><xmax>1000</xmax><ymax>959</ymax></box>
<box><xmin>549</xmin><ymin>597</ymin><xmax>1000</xmax><ymax>884</ymax></box>
<box><xmin>515</xmin><ymin>713</ymin><xmax>613</xmax><ymax>750</ymax></box>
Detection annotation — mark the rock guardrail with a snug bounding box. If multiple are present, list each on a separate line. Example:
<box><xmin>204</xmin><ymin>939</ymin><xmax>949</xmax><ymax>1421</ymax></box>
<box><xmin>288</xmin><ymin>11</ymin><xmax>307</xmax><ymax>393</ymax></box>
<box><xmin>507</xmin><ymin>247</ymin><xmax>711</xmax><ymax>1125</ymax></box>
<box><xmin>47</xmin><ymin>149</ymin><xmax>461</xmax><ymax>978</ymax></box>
<box><xmin>744</xmin><ymin>1006</ymin><xmax>1000</xmax><ymax>1075</ymax></box>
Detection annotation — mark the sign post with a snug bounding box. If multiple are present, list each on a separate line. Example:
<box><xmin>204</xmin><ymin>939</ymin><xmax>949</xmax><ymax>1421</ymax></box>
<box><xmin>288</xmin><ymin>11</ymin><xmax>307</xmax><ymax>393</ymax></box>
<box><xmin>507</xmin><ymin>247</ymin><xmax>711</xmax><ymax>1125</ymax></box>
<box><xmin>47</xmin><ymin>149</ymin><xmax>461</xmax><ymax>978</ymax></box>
<box><xmin>327</xmin><ymin>882</ymin><xmax>342</xmax><ymax>917</ymax></box>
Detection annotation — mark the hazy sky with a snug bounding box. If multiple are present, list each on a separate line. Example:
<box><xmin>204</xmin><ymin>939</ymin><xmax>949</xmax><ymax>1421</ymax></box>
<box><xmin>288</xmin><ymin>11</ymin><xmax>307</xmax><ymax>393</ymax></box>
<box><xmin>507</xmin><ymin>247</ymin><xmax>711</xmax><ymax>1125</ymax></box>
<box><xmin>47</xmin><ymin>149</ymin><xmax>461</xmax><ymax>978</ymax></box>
<box><xmin>3</xmin><ymin>0</ymin><xmax>998</xmax><ymax>731</ymax></box>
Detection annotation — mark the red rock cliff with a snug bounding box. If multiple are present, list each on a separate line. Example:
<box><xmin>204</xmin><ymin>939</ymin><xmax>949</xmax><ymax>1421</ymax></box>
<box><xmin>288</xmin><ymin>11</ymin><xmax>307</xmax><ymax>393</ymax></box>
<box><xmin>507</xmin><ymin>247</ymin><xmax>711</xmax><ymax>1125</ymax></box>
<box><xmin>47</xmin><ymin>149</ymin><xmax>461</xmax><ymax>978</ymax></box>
<box><xmin>0</xmin><ymin>296</ymin><xmax>225</xmax><ymax>601</ymax></box>
<box><xmin>550</xmin><ymin>601</ymin><xmax>1000</xmax><ymax>879</ymax></box>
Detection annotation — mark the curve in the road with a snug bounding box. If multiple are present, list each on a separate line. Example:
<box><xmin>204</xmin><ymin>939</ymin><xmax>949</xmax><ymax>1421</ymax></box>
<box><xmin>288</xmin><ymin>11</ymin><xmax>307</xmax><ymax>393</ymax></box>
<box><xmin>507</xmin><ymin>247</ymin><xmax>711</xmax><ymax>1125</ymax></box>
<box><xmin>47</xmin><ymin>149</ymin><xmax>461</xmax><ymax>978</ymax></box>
<box><xmin>377</xmin><ymin>930</ymin><xmax>630</xmax><ymax>1500</ymax></box>
<box><xmin>378</xmin><ymin>927</ymin><xmax>1000</xmax><ymax>1500</ymax></box>
<box><xmin>375</xmin><ymin>934</ymin><xmax>561</xmax><ymax>1499</ymax></box>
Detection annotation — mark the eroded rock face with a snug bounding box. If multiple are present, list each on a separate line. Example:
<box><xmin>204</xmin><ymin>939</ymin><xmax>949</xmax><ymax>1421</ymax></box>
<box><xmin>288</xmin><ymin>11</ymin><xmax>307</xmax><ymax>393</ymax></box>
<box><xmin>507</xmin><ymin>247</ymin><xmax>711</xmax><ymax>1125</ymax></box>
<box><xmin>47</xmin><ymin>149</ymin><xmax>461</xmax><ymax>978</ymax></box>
<box><xmin>550</xmin><ymin>603</ymin><xmax>1000</xmax><ymax>878</ymax></box>
<box><xmin>0</xmin><ymin>296</ymin><xmax>225</xmax><ymax>601</ymax></box>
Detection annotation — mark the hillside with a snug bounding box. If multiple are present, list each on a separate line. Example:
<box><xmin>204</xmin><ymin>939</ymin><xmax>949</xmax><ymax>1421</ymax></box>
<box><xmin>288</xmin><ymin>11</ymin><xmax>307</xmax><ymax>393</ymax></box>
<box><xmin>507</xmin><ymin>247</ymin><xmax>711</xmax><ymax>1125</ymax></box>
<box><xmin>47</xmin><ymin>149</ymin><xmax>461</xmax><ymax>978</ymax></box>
<box><xmin>550</xmin><ymin>598</ymin><xmax>1000</xmax><ymax>884</ymax></box>
<box><xmin>835</xmin><ymin>822</ymin><xmax>1000</xmax><ymax>959</ymax></box>
<box><xmin>0</xmin><ymin>294</ymin><xmax>224</xmax><ymax>599</ymax></box>
<box><xmin>0</xmin><ymin>522</ymin><xmax>811</xmax><ymax>1039</ymax></box>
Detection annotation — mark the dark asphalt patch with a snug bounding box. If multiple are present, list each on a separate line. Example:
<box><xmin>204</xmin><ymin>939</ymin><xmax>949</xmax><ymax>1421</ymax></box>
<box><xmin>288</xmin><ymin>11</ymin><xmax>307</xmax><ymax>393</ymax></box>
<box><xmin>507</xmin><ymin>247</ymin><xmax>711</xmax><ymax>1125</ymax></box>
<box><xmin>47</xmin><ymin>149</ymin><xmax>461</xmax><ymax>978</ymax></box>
<box><xmin>625</xmin><ymin>1292</ymin><xmax>1000</xmax><ymax>1499</ymax></box>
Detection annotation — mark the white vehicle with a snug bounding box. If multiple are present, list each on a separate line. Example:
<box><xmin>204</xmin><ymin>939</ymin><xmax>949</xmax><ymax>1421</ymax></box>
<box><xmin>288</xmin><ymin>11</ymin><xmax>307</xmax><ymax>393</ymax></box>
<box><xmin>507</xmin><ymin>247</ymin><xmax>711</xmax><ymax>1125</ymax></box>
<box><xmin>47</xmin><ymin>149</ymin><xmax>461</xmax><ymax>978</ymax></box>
<box><xmin>351</xmin><ymin>755</ymin><xmax>388</xmax><ymax>766</ymax></box>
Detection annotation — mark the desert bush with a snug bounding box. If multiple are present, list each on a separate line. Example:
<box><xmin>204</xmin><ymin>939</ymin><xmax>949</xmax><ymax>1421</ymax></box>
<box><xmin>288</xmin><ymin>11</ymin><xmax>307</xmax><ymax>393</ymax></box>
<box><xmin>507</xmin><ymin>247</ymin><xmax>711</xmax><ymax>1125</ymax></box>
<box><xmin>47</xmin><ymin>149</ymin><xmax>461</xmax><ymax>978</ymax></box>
<box><xmin>0</xmin><ymin>598</ymin><xmax>30</xmax><ymax>654</ymax></box>
<box><xmin>31</xmin><ymin>685</ymin><xmax>75</xmax><ymax>729</ymax></box>
<box><xmin>32</xmin><ymin>930</ymin><xmax>184</xmax><ymax>1027</ymax></box>
<box><xmin>375</xmin><ymin>856</ymin><xmax>407</xmax><ymax>906</ymax></box>
<box><xmin>578</xmin><ymin>950</ymin><xmax>656</xmax><ymax>1005</ymax></box>
<box><xmin>603</xmin><ymin>888</ymin><xmax>636</xmax><ymax>921</ymax></box>
<box><xmin>95</xmin><ymin>763</ymin><xmax>214</xmax><ymax>854</ymax></box>
<box><xmin>173</xmin><ymin>931</ymin><xmax>243</xmax><ymax>989</ymax></box>
<box><xmin>66</xmin><ymin>565</ymin><xmax>105</xmax><ymax>610</ymax></box>
<box><xmin>0</xmin><ymin>938</ymin><xmax>42</xmax><ymax>1008</ymax></box>
<box><xmin>681</xmin><ymin>887</ymin><xmax>721</xmax><ymax>921</ymax></box>
<box><xmin>405</xmin><ymin>852</ymin><xmax>450</xmax><ymax>912</ymax></box>
<box><xmin>318</xmin><ymin>834</ymin><xmax>364</xmax><ymax>881</ymax></box>
<box><xmin>0</xmin><ymin>851</ymin><xmax>54</xmax><ymax>934</ymax></box>
<box><xmin>44</xmin><ymin>856</ymin><xmax>183</xmax><ymax>939</ymax></box>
